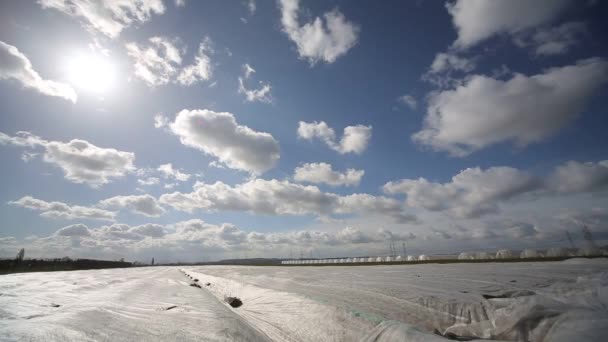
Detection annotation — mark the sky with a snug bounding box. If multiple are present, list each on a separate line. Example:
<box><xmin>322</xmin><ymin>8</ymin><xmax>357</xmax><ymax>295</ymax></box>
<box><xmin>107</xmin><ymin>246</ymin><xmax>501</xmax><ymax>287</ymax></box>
<box><xmin>0</xmin><ymin>0</ymin><xmax>607</xmax><ymax>262</ymax></box>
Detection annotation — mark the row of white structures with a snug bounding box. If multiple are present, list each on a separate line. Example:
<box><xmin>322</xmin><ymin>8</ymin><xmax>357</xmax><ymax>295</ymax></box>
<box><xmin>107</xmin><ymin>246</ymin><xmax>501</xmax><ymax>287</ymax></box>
<box><xmin>459</xmin><ymin>247</ymin><xmax>606</xmax><ymax>260</ymax></box>
<box><xmin>281</xmin><ymin>247</ymin><xmax>605</xmax><ymax>265</ymax></box>
<box><xmin>282</xmin><ymin>255</ymin><xmax>431</xmax><ymax>265</ymax></box>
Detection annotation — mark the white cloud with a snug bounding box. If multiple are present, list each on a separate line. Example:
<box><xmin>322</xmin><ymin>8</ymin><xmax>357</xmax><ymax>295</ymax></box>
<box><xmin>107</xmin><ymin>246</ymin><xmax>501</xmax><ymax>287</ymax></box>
<box><xmin>397</xmin><ymin>94</ymin><xmax>417</xmax><ymax>110</ymax></box>
<box><xmin>0</xmin><ymin>41</ymin><xmax>77</xmax><ymax>103</ymax></box>
<box><xmin>153</xmin><ymin>113</ymin><xmax>169</xmax><ymax>128</ymax></box>
<box><xmin>384</xmin><ymin>166</ymin><xmax>541</xmax><ymax>219</ymax></box>
<box><xmin>137</xmin><ymin>177</ymin><xmax>159</xmax><ymax>186</ymax></box>
<box><xmin>159</xmin><ymin>178</ymin><xmax>415</xmax><ymax>223</ymax></box>
<box><xmin>278</xmin><ymin>0</ymin><xmax>359</xmax><ymax>64</ymax></box>
<box><xmin>413</xmin><ymin>58</ymin><xmax>608</xmax><ymax>156</ymax></box>
<box><xmin>384</xmin><ymin>160</ymin><xmax>608</xmax><ymax>219</ymax></box>
<box><xmin>10</xmin><ymin>196</ymin><xmax>116</xmax><ymax>221</ymax></box>
<box><xmin>246</xmin><ymin>0</ymin><xmax>256</xmax><ymax>16</ymax></box>
<box><xmin>243</xmin><ymin>63</ymin><xmax>255</xmax><ymax>79</ymax></box>
<box><xmin>428</xmin><ymin>52</ymin><xmax>475</xmax><ymax>74</ymax></box>
<box><xmin>0</xmin><ymin>131</ymin><xmax>135</xmax><ymax>187</ymax></box>
<box><xmin>175</xmin><ymin>0</ymin><xmax>186</xmax><ymax>8</ymax></box>
<box><xmin>126</xmin><ymin>37</ymin><xmax>182</xmax><ymax>87</ymax></box>
<box><xmin>39</xmin><ymin>0</ymin><xmax>165</xmax><ymax>38</ymax></box>
<box><xmin>177</xmin><ymin>38</ymin><xmax>213</xmax><ymax>85</ymax></box>
<box><xmin>164</xmin><ymin>183</ymin><xmax>177</xmax><ymax>189</ymax></box>
<box><xmin>515</xmin><ymin>21</ymin><xmax>587</xmax><ymax>56</ymax></box>
<box><xmin>158</xmin><ymin>163</ymin><xmax>190</xmax><ymax>182</ymax></box>
<box><xmin>126</xmin><ymin>36</ymin><xmax>213</xmax><ymax>87</ymax></box>
<box><xmin>55</xmin><ymin>224</ymin><xmax>92</xmax><ymax>237</ymax></box>
<box><xmin>7</xmin><ymin>219</ymin><xmax>422</xmax><ymax>261</ymax></box>
<box><xmin>238</xmin><ymin>63</ymin><xmax>272</xmax><ymax>103</ymax></box>
<box><xmin>238</xmin><ymin>78</ymin><xmax>272</xmax><ymax>103</ymax></box>
<box><xmin>168</xmin><ymin>109</ymin><xmax>280</xmax><ymax>174</ymax></box>
<box><xmin>298</xmin><ymin>121</ymin><xmax>372</xmax><ymax>154</ymax></box>
<box><xmin>294</xmin><ymin>162</ymin><xmax>364</xmax><ymax>187</ymax></box>
<box><xmin>548</xmin><ymin>160</ymin><xmax>608</xmax><ymax>193</ymax></box>
<box><xmin>98</xmin><ymin>194</ymin><xmax>165</xmax><ymax>217</ymax></box>
<box><xmin>447</xmin><ymin>0</ymin><xmax>572</xmax><ymax>49</ymax></box>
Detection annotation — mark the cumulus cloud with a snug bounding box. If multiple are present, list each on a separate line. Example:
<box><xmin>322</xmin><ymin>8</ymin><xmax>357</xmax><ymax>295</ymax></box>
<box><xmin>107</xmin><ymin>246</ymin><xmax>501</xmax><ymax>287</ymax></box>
<box><xmin>384</xmin><ymin>166</ymin><xmax>541</xmax><ymax>218</ymax></box>
<box><xmin>447</xmin><ymin>0</ymin><xmax>572</xmax><ymax>49</ymax></box>
<box><xmin>294</xmin><ymin>162</ymin><xmax>364</xmax><ymax>187</ymax></box>
<box><xmin>126</xmin><ymin>36</ymin><xmax>213</xmax><ymax>87</ymax></box>
<box><xmin>0</xmin><ymin>131</ymin><xmax>135</xmax><ymax>187</ymax></box>
<box><xmin>158</xmin><ymin>163</ymin><xmax>190</xmax><ymax>182</ymax></box>
<box><xmin>10</xmin><ymin>196</ymin><xmax>116</xmax><ymax>221</ymax></box>
<box><xmin>384</xmin><ymin>160</ymin><xmax>608</xmax><ymax>219</ymax></box>
<box><xmin>413</xmin><ymin>58</ymin><xmax>608</xmax><ymax>156</ymax></box>
<box><xmin>39</xmin><ymin>0</ymin><xmax>165</xmax><ymax>38</ymax></box>
<box><xmin>297</xmin><ymin>121</ymin><xmax>372</xmax><ymax>154</ymax></box>
<box><xmin>0</xmin><ymin>41</ymin><xmax>77</xmax><ymax>103</ymax></box>
<box><xmin>98</xmin><ymin>194</ymin><xmax>165</xmax><ymax>217</ymax></box>
<box><xmin>514</xmin><ymin>21</ymin><xmax>587</xmax><ymax>56</ymax></box>
<box><xmin>7</xmin><ymin>219</ymin><xmax>425</xmax><ymax>261</ymax></box>
<box><xmin>548</xmin><ymin>160</ymin><xmax>608</xmax><ymax>193</ymax></box>
<box><xmin>168</xmin><ymin>109</ymin><xmax>280</xmax><ymax>174</ymax></box>
<box><xmin>159</xmin><ymin>178</ymin><xmax>415</xmax><ymax>222</ymax></box>
<box><xmin>278</xmin><ymin>0</ymin><xmax>359</xmax><ymax>64</ymax></box>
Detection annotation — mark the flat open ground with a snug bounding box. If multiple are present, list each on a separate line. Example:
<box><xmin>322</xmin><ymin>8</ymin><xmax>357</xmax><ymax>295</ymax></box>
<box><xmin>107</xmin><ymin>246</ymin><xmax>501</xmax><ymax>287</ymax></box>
<box><xmin>1</xmin><ymin>259</ymin><xmax>607</xmax><ymax>341</ymax></box>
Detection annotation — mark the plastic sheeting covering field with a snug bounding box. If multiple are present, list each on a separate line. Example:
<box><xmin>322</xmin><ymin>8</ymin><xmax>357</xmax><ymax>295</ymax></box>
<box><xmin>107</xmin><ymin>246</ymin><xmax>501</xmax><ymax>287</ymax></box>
<box><xmin>0</xmin><ymin>259</ymin><xmax>606</xmax><ymax>341</ymax></box>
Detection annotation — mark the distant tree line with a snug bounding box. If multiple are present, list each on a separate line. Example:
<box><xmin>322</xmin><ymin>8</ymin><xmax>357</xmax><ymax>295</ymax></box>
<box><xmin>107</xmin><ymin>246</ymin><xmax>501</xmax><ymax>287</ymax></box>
<box><xmin>1</xmin><ymin>250</ymin><xmax>133</xmax><ymax>275</ymax></box>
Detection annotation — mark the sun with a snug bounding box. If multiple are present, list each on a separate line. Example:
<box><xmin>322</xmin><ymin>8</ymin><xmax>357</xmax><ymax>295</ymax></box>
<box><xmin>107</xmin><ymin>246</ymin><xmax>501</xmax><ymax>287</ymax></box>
<box><xmin>66</xmin><ymin>52</ymin><xmax>116</xmax><ymax>94</ymax></box>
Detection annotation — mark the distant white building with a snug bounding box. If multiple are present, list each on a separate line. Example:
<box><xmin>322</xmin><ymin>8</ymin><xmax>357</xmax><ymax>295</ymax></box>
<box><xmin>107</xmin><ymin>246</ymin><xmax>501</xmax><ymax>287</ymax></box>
<box><xmin>395</xmin><ymin>255</ymin><xmax>402</xmax><ymax>262</ymax></box>
<box><xmin>496</xmin><ymin>249</ymin><xmax>513</xmax><ymax>259</ymax></box>
<box><xmin>475</xmin><ymin>252</ymin><xmax>493</xmax><ymax>260</ymax></box>
<box><xmin>458</xmin><ymin>252</ymin><xmax>475</xmax><ymax>260</ymax></box>
<box><xmin>577</xmin><ymin>247</ymin><xmax>601</xmax><ymax>257</ymax></box>
<box><xmin>407</xmin><ymin>255</ymin><xmax>416</xmax><ymax>261</ymax></box>
<box><xmin>546</xmin><ymin>247</ymin><xmax>569</xmax><ymax>257</ymax></box>
<box><xmin>520</xmin><ymin>249</ymin><xmax>539</xmax><ymax>258</ymax></box>
<box><xmin>418</xmin><ymin>255</ymin><xmax>430</xmax><ymax>261</ymax></box>
<box><xmin>376</xmin><ymin>256</ymin><xmax>383</xmax><ymax>262</ymax></box>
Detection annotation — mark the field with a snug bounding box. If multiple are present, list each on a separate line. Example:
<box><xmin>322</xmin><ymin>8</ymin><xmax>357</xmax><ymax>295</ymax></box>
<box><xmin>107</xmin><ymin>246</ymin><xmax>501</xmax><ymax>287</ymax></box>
<box><xmin>1</xmin><ymin>259</ymin><xmax>607</xmax><ymax>341</ymax></box>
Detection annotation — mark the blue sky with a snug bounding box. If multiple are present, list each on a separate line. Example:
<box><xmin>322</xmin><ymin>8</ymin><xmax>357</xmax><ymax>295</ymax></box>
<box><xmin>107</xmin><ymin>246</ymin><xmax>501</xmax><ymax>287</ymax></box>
<box><xmin>0</xmin><ymin>0</ymin><xmax>607</xmax><ymax>262</ymax></box>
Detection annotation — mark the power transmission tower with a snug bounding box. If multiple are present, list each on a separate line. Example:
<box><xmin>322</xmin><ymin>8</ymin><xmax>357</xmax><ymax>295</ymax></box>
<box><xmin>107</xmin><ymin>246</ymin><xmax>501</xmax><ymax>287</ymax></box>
<box><xmin>565</xmin><ymin>231</ymin><xmax>576</xmax><ymax>249</ymax></box>
<box><xmin>16</xmin><ymin>248</ymin><xmax>24</xmax><ymax>262</ymax></box>
<box><xmin>388</xmin><ymin>240</ymin><xmax>396</xmax><ymax>257</ymax></box>
<box><xmin>581</xmin><ymin>225</ymin><xmax>597</xmax><ymax>249</ymax></box>
<box><xmin>402</xmin><ymin>242</ymin><xmax>407</xmax><ymax>256</ymax></box>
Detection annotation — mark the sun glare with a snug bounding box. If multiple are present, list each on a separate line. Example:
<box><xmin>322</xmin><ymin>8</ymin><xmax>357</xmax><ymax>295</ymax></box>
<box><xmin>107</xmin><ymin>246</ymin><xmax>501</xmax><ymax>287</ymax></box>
<box><xmin>66</xmin><ymin>52</ymin><xmax>116</xmax><ymax>93</ymax></box>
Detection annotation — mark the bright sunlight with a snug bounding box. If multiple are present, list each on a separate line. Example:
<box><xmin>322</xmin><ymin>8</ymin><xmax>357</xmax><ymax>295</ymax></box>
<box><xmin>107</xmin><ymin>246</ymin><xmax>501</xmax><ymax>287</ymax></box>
<box><xmin>65</xmin><ymin>52</ymin><xmax>115</xmax><ymax>93</ymax></box>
